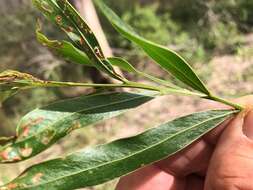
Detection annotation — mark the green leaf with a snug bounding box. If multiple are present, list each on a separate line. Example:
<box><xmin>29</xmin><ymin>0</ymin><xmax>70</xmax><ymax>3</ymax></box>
<box><xmin>0</xmin><ymin>87</ymin><xmax>18</xmax><ymax>104</ymax></box>
<box><xmin>93</xmin><ymin>0</ymin><xmax>210</xmax><ymax>94</ymax></box>
<box><xmin>107</xmin><ymin>57</ymin><xmax>138</xmax><ymax>73</ymax></box>
<box><xmin>108</xmin><ymin>57</ymin><xmax>182</xmax><ymax>89</ymax></box>
<box><xmin>32</xmin><ymin>0</ymin><xmax>124</xmax><ymax>81</ymax></box>
<box><xmin>36</xmin><ymin>24</ymin><xmax>91</xmax><ymax>66</ymax></box>
<box><xmin>36</xmin><ymin>27</ymin><xmax>187</xmax><ymax>90</ymax></box>
<box><xmin>36</xmin><ymin>26</ymin><xmax>189</xmax><ymax>91</ymax></box>
<box><xmin>37</xmin><ymin>27</ymin><xmax>179</xmax><ymax>89</ymax></box>
<box><xmin>2</xmin><ymin>110</ymin><xmax>237</xmax><ymax>189</ymax></box>
<box><xmin>0</xmin><ymin>91</ymin><xmax>154</xmax><ymax>163</ymax></box>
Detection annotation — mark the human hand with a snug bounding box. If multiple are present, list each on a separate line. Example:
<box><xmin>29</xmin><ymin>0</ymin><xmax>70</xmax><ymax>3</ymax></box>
<box><xmin>116</xmin><ymin>96</ymin><xmax>253</xmax><ymax>190</ymax></box>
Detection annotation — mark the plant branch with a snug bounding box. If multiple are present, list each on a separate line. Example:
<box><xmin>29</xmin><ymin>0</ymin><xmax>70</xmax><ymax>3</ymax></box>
<box><xmin>206</xmin><ymin>95</ymin><xmax>244</xmax><ymax>110</ymax></box>
<box><xmin>18</xmin><ymin>80</ymin><xmax>206</xmax><ymax>97</ymax></box>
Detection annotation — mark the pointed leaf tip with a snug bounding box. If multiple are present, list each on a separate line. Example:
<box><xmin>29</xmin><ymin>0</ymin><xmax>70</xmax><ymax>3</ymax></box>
<box><xmin>93</xmin><ymin>0</ymin><xmax>210</xmax><ymax>94</ymax></box>
<box><xmin>2</xmin><ymin>109</ymin><xmax>237</xmax><ymax>189</ymax></box>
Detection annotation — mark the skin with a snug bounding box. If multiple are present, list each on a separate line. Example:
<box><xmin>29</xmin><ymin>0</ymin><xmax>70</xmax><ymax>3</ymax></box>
<box><xmin>116</xmin><ymin>96</ymin><xmax>253</xmax><ymax>190</ymax></box>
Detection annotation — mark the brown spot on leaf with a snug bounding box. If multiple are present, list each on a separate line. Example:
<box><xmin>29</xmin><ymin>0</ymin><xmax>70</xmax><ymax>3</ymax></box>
<box><xmin>0</xmin><ymin>151</ymin><xmax>8</xmax><ymax>160</ymax></box>
<box><xmin>80</xmin><ymin>37</ymin><xmax>84</xmax><ymax>45</ymax></box>
<box><xmin>38</xmin><ymin>129</ymin><xmax>55</xmax><ymax>145</ymax></box>
<box><xmin>19</xmin><ymin>127</ymin><xmax>30</xmax><ymax>138</ymax></box>
<box><xmin>0</xmin><ymin>147</ymin><xmax>21</xmax><ymax>162</ymax></box>
<box><xmin>32</xmin><ymin>173</ymin><xmax>43</xmax><ymax>184</ymax></box>
<box><xmin>12</xmin><ymin>155</ymin><xmax>21</xmax><ymax>162</ymax></box>
<box><xmin>20</xmin><ymin>117</ymin><xmax>44</xmax><ymax>129</ymax></box>
<box><xmin>19</xmin><ymin>147</ymin><xmax>33</xmax><ymax>158</ymax></box>
<box><xmin>61</xmin><ymin>26</ymin><xmax>73</xmax><ymax>34</ymax></box>
<box><xmin>7</xmin><ymin>183</ymin><xmax>17</xmax><ymax>189</ymax></box>
<box><xmin>84</xmin><ymin>28</ymin><xmax>92</xmax><ymax>34</ymax></box>
<box><xmin>55</xmin><ymin>15</ymin><xmax>62</xmax><ymax>25</ymax></box>
<box><xmin>66</xmin><ymin>26</ymin><xmax>73</xmax><ymax>33</ymax></box>
<box><xmin>32</xmin><ymin>117</ymin><xmax>44</xmax><ymax>125</ymax></box>
<box><xmin>41</xmin><ymin>2</ymin><xmax>53</xmax><ymax>13</ymax></box>
<box><xmin>94</xmin><ymin>47</ymin><xmax>104</xmax><ymax>59</ymax></box>
<box><xmin>0</xmin><ymin>147</ymin><xmax>12</xmax><ymax>160</ymax></box>
<box><xmin>19</xmin><ymin>117</ymin><xmax>44</xmax><ymax>138</ymax></box>
<box><xmin>67</xmin><ymin>121</ymin><xmax>81</xmax><ymax>134</ymax></box>
<box><xmin>0</xmin><ymin>76</ymin><xmax>16</xmax><ymax>82</ymax></box>
<box><xmin>0</xmin><ymin>70</ymin><xmax>46</xmax><ymax>84</ymax></box>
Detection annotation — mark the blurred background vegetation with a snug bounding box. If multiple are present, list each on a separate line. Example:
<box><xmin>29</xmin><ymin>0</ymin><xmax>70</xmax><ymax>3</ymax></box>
<box><xmin>0</xmin><ymin>0</ymin><xmax>253</xmax><ymax>189</ymax></box>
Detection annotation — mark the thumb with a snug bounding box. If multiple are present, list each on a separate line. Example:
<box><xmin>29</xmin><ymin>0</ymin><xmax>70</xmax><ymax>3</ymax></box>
<box><xmin>205</xmin><ymin>111</ymin><xmax>253</xmax><ymax>190</ymax></box>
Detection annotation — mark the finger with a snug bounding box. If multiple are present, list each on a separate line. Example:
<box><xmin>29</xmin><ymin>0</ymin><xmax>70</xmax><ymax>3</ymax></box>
<box><xmin>186</xmin><ymin>175</ymin><xmax>204</xmax><ymax>190</ymax></box>
<box><xmin>205</xmin><ymin>111</ymin><xmax>253</xmax><ymax>190</ymax></box>
<box><xmin>155</xmin><ymin>96</ymin><xmax>253</xmax><ymax>177</ymax></box>
<box><xmin>155</xmin><ymin>106</ymin><xmax>234</xmax><ymax>177</ymax></box>
<box><xmin>155</xmin><ymin>139</ymin><xmax>213</xmax><ymax>177</ymax></box>
<box><xmin>243</xmin><ymin>110</ymin><xmax>253</xmax><ymax>139</ymax></box>
<box><xmin>116</xmin><ymin>96</ymin><xmax>253</xmax><ymax>189</ymax></box>
<box><xmin>116</xmin><ymin>165</ymin><xmax>186</xmax><ymax>190</ymax></box>
<box><xmin>204</xmin><ymin>95</ymin><xmax>253</xmax><ymax>145</ymax></box>
<box><xmin>203</xmin><ymin>118</ymin><xmax>231</xmax><ymax>145</ymax></box>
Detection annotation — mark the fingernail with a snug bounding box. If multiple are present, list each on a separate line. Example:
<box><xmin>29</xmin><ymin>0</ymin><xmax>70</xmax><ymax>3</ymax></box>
<box><xmin>243</xmin><ymin>110</ymin><xmax>253</xmax><ymax>140</ymax></box>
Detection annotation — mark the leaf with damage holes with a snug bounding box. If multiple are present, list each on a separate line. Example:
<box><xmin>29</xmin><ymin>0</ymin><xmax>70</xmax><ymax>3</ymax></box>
<box><xmin>36</xmin><ymin>29</ymin><xmax>175</xmax><ymax>89</ymax></box>
<box><xmin>1</xmin><ymin>110</ymin><xmax>237</xmax><ymax>189</ymax></box>
<box><xmin>36</xmin><ymin>23</ymin><xmax>91</xmax><ymax>66</ymax></box>
<box><xmin>36</xmin><ymin>25</ymin><xmax>178</xmax><ymax>90</ymax></box>
<box><xmin>32</xmin><ymin>0</ymin><xmax>124</xmax><ymax>81</ymax></box>
<box><xmin>0</xmin><ymin>91</ymin><xmax>154</xmax><ymax>163</ymax></box>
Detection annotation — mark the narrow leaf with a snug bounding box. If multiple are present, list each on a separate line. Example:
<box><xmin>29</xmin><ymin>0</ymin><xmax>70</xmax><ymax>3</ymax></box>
<box><xmin>108</xmin><ymin>57</ymin><xmax>180</xmax><ymax>88</ymax></box>
<box><xmin>0</xmin><ymin>92</ymin><xmax>154</xmax><ymax>163</ymax></box>
<box><xmin>0</xmin><ymin>86</ymin><xmax>18</xmax><ymax>103</ymax></box>
<box><xmin>2</xmin><ymin>110</ymin><xmax>237</xmax><ymax>189</ymax></box>
<box><xmin>93</xmin><ymin>0</ymin><xmax>210</xmax><ymax>94</ymax></box>
<box><xmin>36</xmin><ymin>28</ymin><xmax>178</xmax><ymax>89</ymax></box>
<box><xmin>36</xmin><ymin>27</ymin><xmax>177</xmax><ymax>89</ymax></box>
<box><xmin>36</xmin><ymin>24</ymin><xmax>91</xmax><ymax>66</ymax></box>
<box><xmin>107</xmin><ymin>57</ymin><xmax>137</xmax><ymax>73</ymax></box>
<box><xmin>32</xmin><ymin>0</ymin><xmax>124</xmax><ymax>81</ymax></box>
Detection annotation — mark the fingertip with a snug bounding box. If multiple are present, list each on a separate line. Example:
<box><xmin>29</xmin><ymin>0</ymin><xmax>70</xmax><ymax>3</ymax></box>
<box><xmin>243</xmin><ymin>110</ymin><xmax>253</xmax><ymax>140</ymax></box>
<box><xmin>205</xmin><ymin>111</ymin><xmax>253</xmax><ymax>190</ymax></box>
<box><xmin>116</xmin><ymin>165</ymin><xmax>184</xmax><ymax>190</ymax></box>
<box><xmin>203</xmin><ymin>118</ymin><xmax>231</xmax><ymax>145</ymax></box>
<box><xmin>156</xmin><ymin>140</ymin><xmax>212</xmax><ymax>177</ymax></box>
<box><xmin>219</xmin><ymin>112</ymin><xmax>245</xmax><ymax>141</ymax></box>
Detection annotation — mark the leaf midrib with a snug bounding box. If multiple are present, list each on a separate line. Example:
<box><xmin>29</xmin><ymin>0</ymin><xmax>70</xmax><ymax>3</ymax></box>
<box><xmin>45</xmin><ymin>0</ymin><xmax>116</xmax><ymax>77</ymax></box>
<box><xmin>115</xmin><ymin>25</ymin><xmax>207</xmax><ymax>93</ymax></box>
<box><xmin>12</xmin><ymin>93</ymin><xmax>153</xmax><ymax>145</ymax></box>
<box><xmin>95</xmin><ymin>0</ymin><xmax>208</xmax><ymax>93</ymax></box>
<box><xmin>55</xmin><ymin>1</ymin><xmax>118</xmax><ymax>77</ymax></box>
<box><xmin>21</xmin><ymin>111</ymin><xmax>234</xmax><ymax>189</ymax></box>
